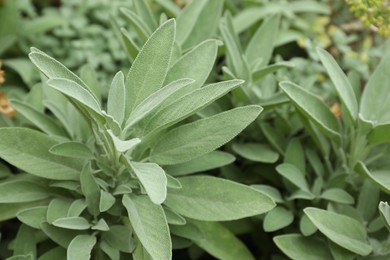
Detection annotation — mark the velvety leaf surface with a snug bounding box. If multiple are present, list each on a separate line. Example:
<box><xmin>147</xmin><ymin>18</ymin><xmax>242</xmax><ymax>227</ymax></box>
<box><xmin>67</xmin><ymin>235</ymin><xmax>96</xmax><ymax>260</ymax></box>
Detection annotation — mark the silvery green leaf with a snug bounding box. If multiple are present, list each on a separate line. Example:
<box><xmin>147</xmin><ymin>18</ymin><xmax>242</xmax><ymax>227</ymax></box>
<box><xmin>67</xmin><ymin>235</ymin><xmax>96</xmax><ymax>260</ymax></box>
<box><xmin>232</xmin><ymin>143</ymin><xmax>279</xmax><ymax>163</ymax></box>
<box><xmin>17</xmin><ymin>206</ymin><xmax>48</xmax><ymax>229</ymax></box>
<box><xmin>102</xmin><ymin>225</ymin><xmax>136</xmax><ymax>253</ymax></box>
<box><xmin>122</xmin><ymin>195</ymin><xmax>171</xmax><ymax>259</ymax></box>
<box><xmin>67</xmin><ymin>199</ymin><xmax>87</xmax><ymax>217</ymax></box>
<box><xmin>379</xmin><ymin>202</ymin><xmax>390</xmax><ymax>232</ymax></box>
<box><xmin>277</xmin><ymin>163</ymin><xmax>310</xmax><ymax>191</ymax></box>
<box><xmin>91</xmin><ymin>218</ymin><xmax>109</xmax><ymax>231</ymax></box>
<box><xmin>357</xmin><ymin>179</ymin><xmax>380</xmax><ymax>221</ymax></box>
<box><xmin>120</xmin><ymin>8</ymin><xmax>151</xmax><ymax>42</ymax></box>
<box><xmin>107</xmin><ymin>71</ymin><xmax>125</xmax><ymax>125</ymax></box>
<box><xmin>49</xmin><ymin>142</ymin><xmax>94</xmax><ymax>160</ymax></box>
<box><xmin>40</xmin><ymin>222</ymin><xmax>86</xmax><ymax>248</ymax></box>
<box><xmin>53</xmin><ymin>217</ymin><xmax>91</xmax><ymax>230</ymax></box>
<box><xmin>133</xmin><ymin>0</ymin><xmax>157</xmax><ymax>31</ymax></box>
<box><xmin>263</xmin><ymin>206</ymin><xmax>294</xmax><ymax>232</ymax></box>
<box><xmin>120</xmin><ymin>28</ymin><xmax>140</xmax><ymax>62</ymax></box>
<box><xmin>99</xmin><ymin>241</ymin><xmax>120</xmax><ymax>260</ymax></box>
<box><xmin>80</xmin><ymin>163</ymin><xmax>100</xmax><ymax>216</ymax></box>
<box><xmin>0</xmin><ymin>180</ymin><xmax>50</xmax><ymax>203</ymax></box>
<box><xmin>304</xmin><ymin>207</ymin><xmax>372</xmax><ymax>256</ymax></box>
<box><xmin>163</xmin><ymin>206</ymin><xmax>186</xmax><ymax>225</ymax></box>
<box><xmin>124</xmin><ymin>159</ymin><xmax>167</xmax><ymax>204</ymax></box>
<box><xmin>107</xmin><ymin>130</ymin><xmax>141</xmax><ymax>153</ymax></box>
<box><xmin>367</xmin><ymin>124</ymin><xmax>390</xmax><ymax>146</ymax></box>
<box><xmin>170</xmin><ymin>222</ymin><xmax>204</xmax><ymax>241</ymax></box>
<box><xmin>151</xmin><ymin>105</ymin><xmax>262</xmax><ymax>165</ymax></box>
<box><xmin>252</xmin><ymin>62</ymin><xmax>294</xmax><ymax>82</ymax></box>
<box><xmin>165</xmin><ymin>176</ymin><xmax>275</xmax><ymax>221</ymax></box>
<box><xmin>124</xmin><ymin>19</ymin><xmax>175</xmax><ymax>117</ymax></box>
<box><xmin>0</xmin><ymin>128</ymin><xmax>82</xmax><ymax>180</ymax></box>
<box><xmin>99</xmin><ymin>190</ymin><xmax>115</xmax><ymax>212</ymax></box>
<box><xmin>145</xmin><ymin>79</ymin><xmax>245</xmax><ymax>136</ymax></box>
<box><xmin>320</xmin><ymin>188</ymin><xmax>354</xmax><ymax>204</ymax></box>
<box><xmin>80</xmin><ymin>65</ymin><xmax>101</xmax><ymax>105</ymax></box>
<box><xmin>165</xmin><ymin>151</ymin><xmax>235</xmax><ymax>176</ymax></box>
<box><xmin>47</xmin><ymin>198</ymin><xmax>73</xmax><ymax>224</ymax></box>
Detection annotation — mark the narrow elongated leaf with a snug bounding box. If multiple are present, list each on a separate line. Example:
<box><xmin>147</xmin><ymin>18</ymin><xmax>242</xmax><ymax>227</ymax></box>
<box><xmin>232</xmin><ymin>143</ymin><xmax>279</xmax><ymax>163</ymax></box>
<box><xmin>122</xmin><ymin>195</ymin><xmax>171</xmax><ymax>260</ymax></box>
<box><xmin>304</xmin><ymin>207</ymin><xmax>372</xmax><ymax>255</ymax></box>
<box><xmin>252</xmin><ymin>62</ymin><xmax>294</xmax><ymax>82</ymax></box>
<box><xmin>49</xmin><ymin>142</ymin><xmax>94</xmax><ymax>160</ymax></box>
<box><xmin>317</xmin><ymin>48</ymin><xmax>358</xmax><ymax>122</ymax></box>
<box><xmin>145</xmin><ymin>80</ymin><xmax>245</xmax><ymax>136</ymax></box>
<box><xmin>0</xmin><ymin>180</ymin><xmax>50</xmax><ymax>203</ymax></box>
<box><xmin>53</xmin><ymin>217</ymin><xmax>91</xmax><ymax>230</ymax></box>
<box><xmin>245</xmin><ymin>15</ymin><xmax>280</xmax><ymax>69</ymax></box>
<box><xmin>379</xmin><ymin>202</ymin><xmax>390</xmax><ymax>232</ymax></box>
<box><xmin>165</xmin><ymin>176</ymin><xmax>275</xmax><ymax>221</ymax></box>
<box><xmin>165</xmin><ymin>151</ymin><xmax>235</xmax><ymax>176</ymax></box>
<box><xmin>320</xmin><ymin>189</ymin><xmax>354</xmax><ymax>204</ymax></box>
<box><xmin>29</xmin><ymin>49</ymin><xmax>95</xmax><ymax>97</ymax></box>
<box><xmin>80</xmin><ymin>163</ymin><xmax>100</xmax><ymax>216</ymax></box>
<box><xmin>125</xmin><ymin>78</ymin><xmax>194</xmax><ymax>128</ymax></box>
<box><xmin>368</xmin><ymin>124</ymin><xmax>390</xmax><ymax>146</ymax></box>
<box><xmin>164</xmin><ymin>40</ymin><xmax>218</xmax><ymax>96</ymax></box>
<box><xmin>11</xmin><ymin>100</ymin><xmax>67</xmax><ymax>137</ymax></box>
<box><xmin>276</xmin><ymin>163</ymin><xmax>310</xmax><ymax>191</ymax></box>
<box><xmin>0</xmin><ymin>128</ymin><xmax>81</xmax><ymax>180</ymax></box>
<box><xmin>133</xmin><ymin>0</ymin><xmax>157</xmax><ymax>31</ymax></box>
<box><xmin>67</xmin><ymin>235</ymin><xmax>96</xmax><ymax>260</ymax></box>
<box><xmin>125</xmin><ymin>160</ymin><xmax>167</xmax><ymax>205</ymax></box>
<box><xmin>357</xmin><ymin>179</ymin><xmax>380</xmax><ymax>221</ymax></box>
<box><xmin>107</xmin><ymin>71</ymin><xmax>125</xmax><ymax>125</ymax></box>
<box><xmin>125</xmin><ymin>19</ymin><xmax>175</xmax><ymax>116</ymax></box>
<box><xmin>47</xmin><ymin>198</ymin><xmax>73</xmax><ymax>224</ymax></box>
<box><xmin>360</xmin><ymin>54</ymin><xmax>390</xmax><ymax>124</ymax></box>
<box><xmin>190</xmin><ymin>220</ymin><xmax>255</xmax><ymax>260</ymax></box>
<box><xmin>280</xmin><ymin>81</ymin><xmax>340</xmax><ymax>138</ymax></box>
<box><xmin>120</xmin><ymin>28</ymin><xmax>140</xmax><ymax>62</ymax></box>
<box><xmin>120</xmin><ymin>8</ymin><xmax>151</xmax><ymax>42</ymax></box>
<box><xmin>274</xmin><ymin>234</ymin><xmax>332</xmax><ymax>260</ymax></box>
<box><xmin>0</xmin><ymin>200</ymin><xmax>48</xmax><ymax>222</ymax></box>
<box><xmin>102</xmin><ymin>225</ymin><xmax>135</xmax><ymax>253</ymax></box>
<box><xmin>151</xmin><ymin>105</ymin><xmax>262</xmax><ymax>165</ymax></box>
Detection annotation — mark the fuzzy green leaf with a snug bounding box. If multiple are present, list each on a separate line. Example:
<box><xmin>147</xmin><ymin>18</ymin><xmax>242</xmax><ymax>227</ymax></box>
<box><xmin>0</xmin><ymin>128</ymin><xmax>82</xmax><ymax>180</ymax></box>
<box><xmin>122</xmin><ymin>195</ymin><xmax>171</xmax><ymax>260</ymax></box>
<box><xmin>232</xmin><ymin>143</ymin><xmax>279</xmax><ymax>163</ymax></box>
<box><xmin>151</xmin><ymin>105</ymin><xmax>262</xmax><ymax>165</ymax></box>
<box><xmin>263</xmin><ymin>206</ymin><xmax>294</xmax><ymax>232</ymax></box>
<box><xmin>367</xmin><ymin>124</ymin><xmax>390</xmax><ymax>146</ymax></box>
<box><xmin>0</xmin><ymin>180</ymin><xmax>50</xmax><ymax>203</ymax></box>
<box><xmin>107</xmin><ymin>71</ymin><xmax>126</xmax><ymax>125</ymax></box>
<box><xmin>67</xmin><ymin>235</ymin><xmax>96</xmax><ymax>260</ymax></box>
<box><xmin>165</xmin><ymin>176</ymin><xmax>275</xmax><ymax>221</ymax></box>
<box><xmin>53</xmin><ymin>217</ymin><xmax>91</xmax><ymax>230</ymax></box>
<box><xmin>102</xmin><ymin>225</ymin><xmax>135</xmax><ymax>253</ymax></box>
<box><xmin>304</xmin><ymin>207</ymin><xmax>372</xmax><ymax>255</ymax></box>
<box><xmin>49</xmin><ymin>142</ymin><xmax>94</xmax><ymax>160</ymax></box>
<box><xmin>80</xmin><ymin>163</ymin><xmax>100</xmax><ymax>216</ymax></box>
<box><xmin>17</xmin><ymin>206</ymin><xmax>48</xmax><ymax>229</ymax></box>
<box><xmin>320</xmin><ymin>188</ymin><xmax>354</xmax><ymax>204</ymax></box>
<box><xmin>379</xmin><ymin>202</ymin><xmax>390</xmax><ymax>232</ymax></box>
<box><xmin>276</xmin><ymin>163</ymin><xmax>310</xmax><ymax>192</ymax></box>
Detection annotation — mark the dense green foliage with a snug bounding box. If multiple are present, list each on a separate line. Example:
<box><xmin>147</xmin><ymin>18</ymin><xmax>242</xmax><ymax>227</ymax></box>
<box><xmin>1</xmin><ymin>0</ymin><xmax>390</xmax><ymax>259</ymax></box>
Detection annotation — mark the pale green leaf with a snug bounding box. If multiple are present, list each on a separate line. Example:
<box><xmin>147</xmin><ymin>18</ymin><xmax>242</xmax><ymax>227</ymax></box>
<box><xmin>379</xmin><ymin>202</ymin><xmax>390</xmax><ymax>232</ymax></box>
<box><xmin>80</xmin><ymin>163</ymin><xmax>100</xmax><ymax>216</ymax></box>
<box><xmin>47</xmin><ymin>198</ymin><xmax>73</xmax><ymax>224</ymax></box>
<box><xmin>122</xmin><ymin>195</ymin><xmax>171</xmax><ymax>260</ymax></box>
<box><xmin>17</xmin><ymin>206</ymin><xmax>48</xmax><ymax>229</ymax></box>
<box><xmin>107</xmin><ymin>131</ymin><xmax>141</xmax><ymax>153</ymax></box>
<box><xmin>0</xmin><ymin>128</ymin><xmax>82</xmax><ymax>180</ymax></box>
<box><xmin>99</xmin><ymin>190</ymin><xmax>115</xmax><ymax>212</ymax></box>
<box><xmin>102</xmin><ymin>225</ymin><xmax>135</xmax><ymax>253</ymax></box>
<box><xmin>165</xmin><ymin>176</ymin><xmax>275</xmax><ymax>221</ymax></box>
<box><xmin>134</xmin><ymin>0</ymin><xmax>157</xmax><ymax>31</ymax></box>
<box><xmin>263</xmin><ymin>206</ymin><xmax>294</xmax><ymax>232</ymax></box>
<box><xmin>107</xmin><ymin>71</ymin><xmax>125</xmax><ymax>125</ymax></box>
<box><xmin>40</xmin><ymin>222</ymin><xmax>86</xmax><ymax>248</ymax></box>
<box><xmin>120</xmin><ymin>8</ymin><xmax>151</xmax><ymax>42</ymax></box>
<box><xmin>91</xmin><ymin>218</ymin><xmax>109</xmax><ymax>231</ymax></box>
<box><xmin>151</xmin><ymin>105</ymin><xmax>262</xmax><ymax>165</ymax></box>
<box><xmin>67</xmin><ymin>235</ymin><xmax>96</xmax><ymax>260</ymax></box>
<box><xmin>49</xmin><ymin>142</ymin><xmax>94</xmax><ymax>160</ymax></box>
<box><xmin>299</xmin><ymin>214</ymin><xmax>317</xmax><ymax>236</ymax></box>
<box><xmin>67</xmin><ymin>199</ymin><xmax>87</xmax><ymax>217</ymax></box>
<box><xmin>0</xmin><ymin>180</ymin><xmax>50</xmax><ymax>203</ymax></box>
<box><xmin>317</xmin><ymin>48</ymin><xmax>358</xmax><ymax>122</ymax></box>
<box><xmin>280</xmin><ymin>81</ymin><xmax>340</xmax><ymax>138</ymax></box>
<box><xmin>320</xmin><ymin>188</ymin><xmax>354</xmax><ymax>204</ymax></box>
<box><xmin>232</xmin><ymin>143</ymin><xmax>279</xmax><ymax>163</ymax></box>
<box><xmin>276</xmin><ymin>163</ymin><xmax>310</xmax><ymax>191</ymax></box>
<box><xmin>53</xmin><ymin>217</ymin><xmax>91</xmax><ymax>230</ymax></box>
<box><xmin>304</xmin><ymin>207</ymin><xmax>372</xmax><ymax>255</ymax></box>
<box><xmin>163</xmin><ymin>206</ymin><xmax>186</xmax><ymax>225</ymax></box>
<box><xmin>368</xmin><ymin>124</ymin><xmax>390</xmax><ymax>146</ymax></box>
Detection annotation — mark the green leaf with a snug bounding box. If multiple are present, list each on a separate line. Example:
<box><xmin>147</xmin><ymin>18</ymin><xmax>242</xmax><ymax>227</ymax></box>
<box><xmin>80</xmin><ymin>65</ymin><xmax>101</xmax><ymax>105</ymax></box>
<box><xmin>251</xmin><ymin>185</ymin><xmax>283</xmax><ymax>203</ymax></box>
<box><xmin>40</xmin><ymin>222</ymin><xmax>85</xmax><ymax>248</ymax></box>
<box><xmin>274</xmin><ymin>234</ymin><xmax>332</xmax><ymax>260</ymax></box>
<box><xmin>165</xmin><ymin>151</ymin><xmax>235</xmax><ymax>176</ymax></box>
<box><xmin>99</xmin><ymin>241</ymin><xmax>120</xmax><ymax>260</ymax></box>
<box><xmin>13</xmin><ymin>224</ymin><xmax>37</xmax><ymax>258</ymax></box>
<box><xmin>252</xmin><ymin>62</ymin><xmax>294</xmax><ymax>82</ymax></box>
<box><xmin>245</xmin><ymin>15</ymin><xmax>280</xmax><ymax>69</ymax></box>
<box><xmin>107</xmin><ymin>131</ymin><xmax>141</xmax><ymax>153</ymax></box>
<box><xmin>151</xmin><ymin>105</ymin><xmax>262</xmax><ymax>165</ymax></box>
<box><xmin>0</xmin><ymin>200</ymin><xmax>48</xmax><ymax>222</ymax></box>
<box><xmin>355</xmin><ymin>161</ymin><xmax>390</xmax><ymax>194</ymax></box>
<box><xmin>49</xmin><ymin>142</ymin><xmax>94</xmax><ymax>160</ymax></box>
<box><xmin>120</xmin><ymin>28</ymin><xmax>140</xmax><ymax>62</ymax></box>
<box><xmin>163</xmin><ymin>206</ymin><xmax>186</xmax><ymax>225</ymax></box>
<box><xmin>124</xmin><ymin>19</ymin><xmax>175</xmax><ymax>116</ymax></box>
<box><xmin>17</xmin><ymin>206</ymin><xmax>48</xmax><ymax>229</ymax></box>
<box><xmin>67</xmin><ymin>199</ymin><xmax>87</xmax><ymax>217</ymax></box>
<box><xmin>47</xmin><ymin>198</ymin><xmax>73</xmax><ymax>224</ymax></box>
<box><xmin>304</xmin><ymin>207</ymin><xmax>372</xmax><ymax>255</ymax></box>
<box><xmin>320</xmin><ymin>188</ymin><xmax>354</xmax><ymax>204</ymax></box>
<box><xmin>317</xmin><ymin>48</ymin><xmax>358</xmax><ymax>122</ymax></box>
<box><xmin>190</xmin><ymin>220</ymin><xmax>255</xmax><ymax>260</ymax></box>
<box><xmin>232</xmin><ymin>143</ymin><xmax>279</xmax><ymax>163</ymax></box>
<box><xmin>99</xmin><ymin>190</ymin><xmax>116</xmax><ymax>212</ymax></box>
<box><xmin>0</xmin><ymin>128</ymin><xmax>82</xmax><ymax>180</ymax></box>
<box><xmin>379</xmin><ymin>202</ymin><xmax>390</xmax><ymax>232</ymax></box>
<box><xmin>107</xmin><ymin>71</ymin><xmax>126</xmax><ymax>125</ymax></box>
<box><xmin>360</xmin><ymin>54</ymin><xmax>390</xmax><ymax>125</ymax></box>
<box><xmin>125</xmin><ymin>160</ymin><xmax>167</xmax><ymax>205</ymax></box>
<box><xmin>367</xmin><ymin>124</ymin><xmax>390</xmax><ymax>146</ymax></box>
<box><xmin>29</xmin><ymin>49</ymin><xmax>94</xmax><ymax>97</ymax></box>
<box><xmin>357</xmin><ymin>179</ymin><xmax>380</xmax><ymax>221</ymax></box>
<box><xmin>164</xmin><ymin>39</ymin><xmax>218</xmax><ymax>96</ymax></box>
<box><xmin>67</xmin><ymin>235</ymin><xmax>96</xmax><ymax>260</ymax></box>
<box><xmin>122</xmin><ymin>195</ymin><xmax>171</xmax><ymax>260</ymax></box>
<box><xmin>125</xmin><ymin>78</ymin><xmax>194</xmax><ymax>128</ymax></box>
<box><xmin>102</xmin><ymin>225</ymin><xmax>135</xmax><ymax>253</ymax></box>
<box><xmin>38</xmin><ymin>247</ymin><xmax>66</xmax><ymax>260</ymax></box>
<box><xmin>329</xmin><ymin>241</ymin><xmax>357</xmax><ymax>260</ymax></box>
<box><xmin>133</xmin><ymin>0</ymin><xmax>157</xmax><ymax>31</ymax></box>
<box><xmin>145</xmin><ymin>80</ymin><xmax>245</xmax><ymax>136</ymax></box>
<box><xmin>299</xmin><ymin>214</ymin><xmax>317</xmax><ymax>236</ymax></box>
<box><xmin>263</xmin><ymin>206</ymin><xmax>294</xmax><ymax>232</ymax></box>
<box><xmin>120</xmin><ymin>8</ymin><xmax>151</xmax><ymax>43</ymax></box>
<box><xmin>53</xmin><ymin>217</ymin><xmax>91</xmax><ymax>230</ymax></box>
<box><xmin>280</xmin><ymin>81</ymin><xmax>340</xmax><ymax>139</ymax></box>
<box><xmin>11</xmin><ymin>100</ymin><xmax>67</xmax><ymax>137</ymax></box>
<box><xmin>165</xmin><ymin>176</ymin><xmax>275</xmax><ymax>221</ymax></box>
<box><xmin>276</xmin><ymin>163</ymin><xmax>310</xmax><ymax>192</ymax></box>
<box><xmin>80</xmin><ymin>163</ymin><xmax>100</xmax><ymax>216</ymax></box>
<box><xmin>0</xmin><ymin>180</ymin><xmax>50</xmax><ymax>203</ymax></box>
<box><xmin>170</xmin><ymin>222</ymin><xmax>204</xmax><ymax>241</ymax></box>
<box><xmin>285</xmin><ymin>138</ymin><xmax>306</xmax><ymax>173</ymax></box>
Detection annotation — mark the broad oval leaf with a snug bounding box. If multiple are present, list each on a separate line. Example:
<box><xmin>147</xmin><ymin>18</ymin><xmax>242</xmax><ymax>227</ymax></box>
<box><xmin>125</xmin><ymin>159</ymin><xmax>167</xmax><ymax>205</ymax></box>
<box><xmin>49</xmin><ymin>142</ymin><xmax>94</xmax><ymax>160</ymax></box>
<box><xmin>280</xmin><ymin>81</ymin><xmax>340</xmax><ymax>139</ymax></box>
<box><xmin>0</xmin><ymin>128</ymin><xmax>82</xmax><ymax>180</ymax></box>
<box><xmin>367</xmin><ymin>124</ymin><xmax>390</xmax><ymax>146</ymax></box>
<box><xmin>164</xmin><ymin>176</ymin><xmax>275</xmax><ymax>221</ymax></box>
<box><xmin>304</xmin><ymin>207</ymin><xmax>372</xmax><ymax>256</ymax></box>
<box><xmin>276</xmin><ymin>163</ymin><xmax>310</xmax><ymax>191</ymax></box>
<box><xmin>360</xmin><ymin>54</ymin><xmax>390</xmax><ymax>125</ymax></box>
<box><xmin>125</xmin><ymin>19</ymin><xmax>175</xmax><ymax>116</ymax></box>
<box><xmin>122</xmin><ymin>195</ymin><xmax>171</xmax><ymax>260</ymax></box>
<box><xmin>67</xmin><ymin>235</ymin><xmax>96</xmax><ymax>260</ymax></box>
<box><xmin>263</xmin><ymin>206</ymin><xmax>294</xmax><ymax>232</ymax></box>
<box><xmin>274</xmin><ymin>234</ymin><xmax>332</xmax><ymax>260</ymax></box>
<box><xmin>102</xmin><ymin>225</ymin><xmax>136</xmax><ymax>253</ymax></box>
<box><xmin>317</xmin><ymin>48</ymin><xmax>358</xmax><ymax>122</ymax></box>
<box><xmin>320</xmin><ymin>188</ymin><xmax>354</xmax><ymax>204</ymax></box>
<box><xmin>53</xmin><ymin>217</ymin><xmax>91</xmax><ymax>230</ymax></box>
<box><xmin>0</xmin><ymin>180</ymin><xmax>51</xmax><ymax>203</ymax></box>
<box><xmin>151</xmin><ymin>105</ymin><xmax>262</xmax><ymax>165</ymax></box>
<box><xmin>17</xmin><ymin>206</ymin><xmax>48</xmax><ymax>229</ymax></box>
<box><xmin>232</xmin><ymin>143</ymin><xmax>279</xmax><ymax>163</ymax></box>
